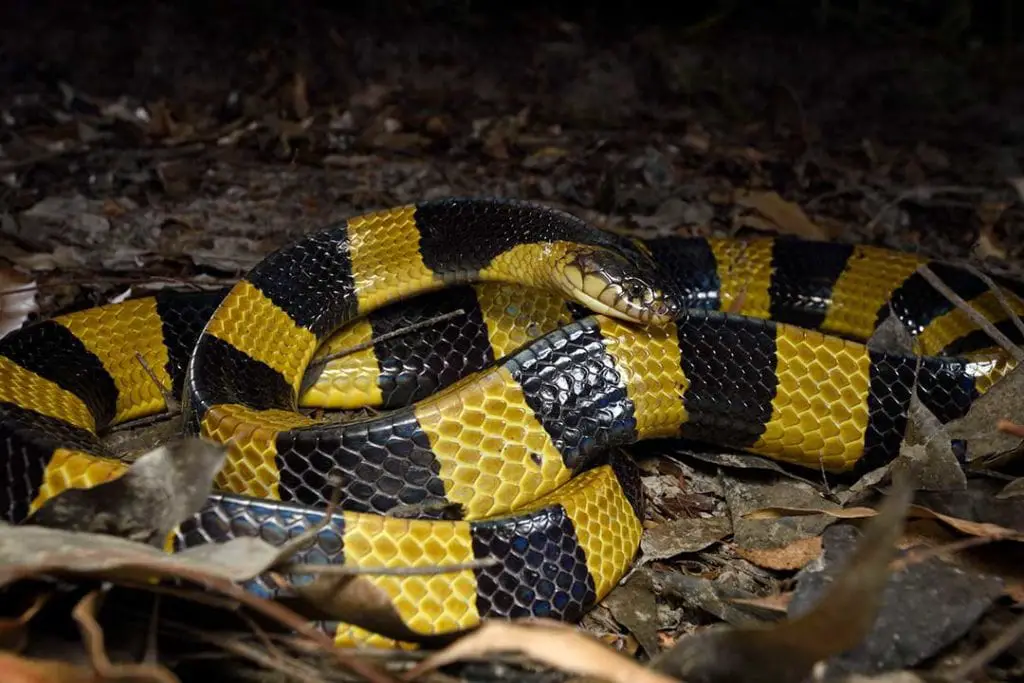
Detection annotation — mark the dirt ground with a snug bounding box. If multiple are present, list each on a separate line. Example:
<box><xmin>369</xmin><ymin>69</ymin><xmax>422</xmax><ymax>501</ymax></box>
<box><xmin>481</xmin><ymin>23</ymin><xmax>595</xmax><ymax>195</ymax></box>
<box><xmin>2</xmin><ymin>2</ymin><xmax>1024</xmax><ymax>682</ymax></box>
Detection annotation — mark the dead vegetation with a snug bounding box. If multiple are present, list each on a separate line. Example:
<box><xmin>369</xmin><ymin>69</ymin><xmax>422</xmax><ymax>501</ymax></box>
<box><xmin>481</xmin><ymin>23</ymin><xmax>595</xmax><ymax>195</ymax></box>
<box><xmin>2</xmin><ymin>2</ymin><xmax>1024</xmax><ymax>682</ymax></box>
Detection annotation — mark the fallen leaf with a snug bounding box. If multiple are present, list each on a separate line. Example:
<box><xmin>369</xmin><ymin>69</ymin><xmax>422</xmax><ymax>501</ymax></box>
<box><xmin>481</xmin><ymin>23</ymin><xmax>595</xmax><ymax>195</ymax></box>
<box><xmin>728</xmin><ymin>592</ymin><xmax>793</xmax><ymax>614</ymax></box>
<box><xmin>745</xmin><ymin>503</ymin><xmax>1024</xmax><ymax>542</ymax></box>
<box><xmin>735</xmin><ymin>535</ymin><xmax>823</xmax><ymax>571</ymax></box>
<box><xmin>287</xmin><ymin>575</ymin><xmax>442</xmax><ymax>646</ymax></box>
<box><xmin>744</xmin><ymin>506</ymin><xmax>882</xmax><ymax>521</ymax></box>
<box><xmin>946</xmin><ymin>363</ymin><xmax>1024</xmax><ymax>468</ymax></box>
<box><xmin>653</xmin><ymin>573</ymin><xmax>780</xmax><ymax>626</ymax></box>
<box><xmin>640</xmin><ymin>516</ymin><xmax>732</xmax><ymax>562</ymax></box>
<box><xmin>997</xmin><ymin>478</ymin><xmax>1024</xmax><ymax>499</ymax></box>
<box><xmin>734</xmin><ymin>189</ymin><xmax>830</xmax><ymax>240</ymax></box>
<box><xmin>403</xmin><ymin>619</ymin><xmax>677</xmax><ymax>683</ymax></box>
<box><xmin>0</xmin><ymin>267</ymin><xmax>37</xmax><ymax>339</ymax></box>
<box><xmin>786</xmin><ymin>523</ymin><xmax>1003</xmax><ymax>676</ymax></box>
<box><xmin>890</xmin><ymin>396</ymin><xmax>966</xmax><ymax>492</ymax></box>
<box><xmin>602</xmin><ymin>570</ymin><xmax>662</xmax><ymax>658</ymax></box>
<box><xmin>521</xmin><ymin>146</ymin><xmax>568</xmax><ymax>170</ymax></box>
<box><xmin>648</xmin><ymin>472</ymin><xmax>914</xmax><ymax>683</ymax></box>
<box><xmin>28</xmin><ymin>438</ymin><xmax>227</xmax><ymax>546</ymax></box>
<box><xmin>724</xmin><ymin>476</ymin><xmax>840</xmax><ymax>550</ymax></box>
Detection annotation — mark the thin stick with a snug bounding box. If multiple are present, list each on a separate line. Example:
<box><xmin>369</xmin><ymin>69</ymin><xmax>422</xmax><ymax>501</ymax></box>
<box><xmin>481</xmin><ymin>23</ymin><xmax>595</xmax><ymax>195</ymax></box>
<box><xmin>106</xmin><ymin>410</ymin><xmax>180</xmax><ymax>433</ymax></box>
<box><xmin>305</xmin><ymin>309</ymin><xmax>466</xmax><ymax>372</ymax></box>
<box><xmin>161</xmin><ymin>620</ymin><xmax>329</xmax><ymax>683</ymax></box>
<box><xmin>135</xmin><ymin>352</ymin><xmax>180</xmax><ymax>413</ymax></box>
<box><xmin>916</xmin><ymin>264</ymin><xmax>1024</xmax><ymax>362</ymax></box>
<box><xmin>963</xmin><ymin>263</ymin><xmax>1024</xmax><ymax>340</ymax></box>
<box><xmin>269</xmin><ymin>473</ymin><xmax>346</xmax><ymax>567</ymax></box>
<box><xmin>279</xmin><ymin>557</ymin><xmax>500</xmax><ymax>577</ymax></box>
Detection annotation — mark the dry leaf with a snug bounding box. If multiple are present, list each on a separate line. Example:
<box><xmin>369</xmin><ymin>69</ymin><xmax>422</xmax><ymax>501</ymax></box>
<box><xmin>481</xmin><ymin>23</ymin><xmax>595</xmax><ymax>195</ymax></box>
<box><xmin>745</xmin><ymin>503</ymin><xmax>1024</xmax><ymax>542</ymax></box>
<box><xmin>649</xmin><ymin>473</ymin><xmax>915</xmax><ymax>683</ymax></box>
<box><xmin>288</xmin><ymin>575</ymin><xmax>438</xmax><ymax>645</ymax></box>
<box><xmin>28</xmin><ymin>438</ymin><xmax>227</xmax><ymax>545</ymax></box>
<box><xmin>735</xmin><ymin>535</ymin><xmax>823</xmax><ymax>571</ymax></box>
<box><xmin>403</xmin><ymin>620</ymin><xmax>676</xmax><ymax>683</ymax></box>
<box><xmin>0</xmin><ymin>267</ymin><xmax>37</xmax><ymax>339</ymax></box>
<box><xmin>640</xmin><ymin>516</ymin><xmax>732</xmax><ymax>561</ymax></box>
<box><xmin>734</xmin><ymin>190</ymin><xmax>829</xmax><ymax>240</ymax></box>
<box><xmin>728</xmin><ymin>592</ymin><xmax>793</xmax><ymax>613</ymax></box>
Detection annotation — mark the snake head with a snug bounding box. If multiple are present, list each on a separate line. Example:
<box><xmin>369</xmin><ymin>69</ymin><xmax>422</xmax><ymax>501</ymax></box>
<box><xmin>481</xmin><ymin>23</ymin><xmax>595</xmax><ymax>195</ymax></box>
<box><xmin>556</xmin><ymin>245</ymin><xmax>680</xmax><ymax>325</ymax></box>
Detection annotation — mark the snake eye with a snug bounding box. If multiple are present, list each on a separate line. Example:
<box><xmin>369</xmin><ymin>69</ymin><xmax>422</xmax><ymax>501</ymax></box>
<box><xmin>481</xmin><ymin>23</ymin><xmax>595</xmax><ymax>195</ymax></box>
<box><xmin>625</xmin><ymin>279</ymin><xmax>652</xmax><ymax>303</ymax></box>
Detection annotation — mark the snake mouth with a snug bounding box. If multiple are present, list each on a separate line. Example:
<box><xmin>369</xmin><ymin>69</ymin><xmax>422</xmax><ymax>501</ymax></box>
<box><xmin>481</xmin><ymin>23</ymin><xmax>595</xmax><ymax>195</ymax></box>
<box><xmin>558</xmin><ymin>249</ymin><xmax>679</xmax><ymax>325</ymax></box>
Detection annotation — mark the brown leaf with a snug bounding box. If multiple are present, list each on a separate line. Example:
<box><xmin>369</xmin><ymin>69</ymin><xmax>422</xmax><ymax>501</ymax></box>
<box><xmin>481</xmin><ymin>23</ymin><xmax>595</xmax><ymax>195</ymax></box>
<box><xmin>0</xmin><ymin>267</ymin><xmax>37</xmax><ymax>339</ymax></box>
<box><xmin>649</xmin><ymin>473</ymin><xmax>915</xmax><ymax>683</ymax></box>
<box><xmin>728</xmin><ymin>592</ymin><xmax>793</xmax><ymax>614</ymax></box>
<box><xmin>640</xmin><ymin>516</ymin><xmax>732</xmax><ymax>561</ymax></box>
<box><xmin>734</xmin><ymin>190</ymin><xmax>830</xmax><ymax>240</ymax></box>
<box><xmin>735</xmin><ymin>535</ymin><xmax>823</xmax><ymax>571</ymax></box>
<box><xmin>288</xmin><ymin>575</ymin><xmax>439</xmax><ymax>646</ymax></box>
<box><xmin>602</xmin><ymin>571</ymin><xmax>662</xmax><ymax>657</ymax></box>
<box><xmin>947</xmin><ymin>363</ymin><xmax>1024</xmax><ymax>468</ymax></box>
<box><xmin>745</xmin><ymin>503</ymin><xmax>1024</xmax><ymax>543</ymax></box>
<box><xmin>744</xmin><ymin>505</ymin><xmax>879</xmax><ymax>521</ymax></box>
<box><xmin>403</xmin><ymin>619</ymin><xmax>677</xmax><ymax>683</ymax></box>
<box><xmin>28</xmin><ymin>438</ymin><xmax>227</xmax><ymax>546</ymax></box>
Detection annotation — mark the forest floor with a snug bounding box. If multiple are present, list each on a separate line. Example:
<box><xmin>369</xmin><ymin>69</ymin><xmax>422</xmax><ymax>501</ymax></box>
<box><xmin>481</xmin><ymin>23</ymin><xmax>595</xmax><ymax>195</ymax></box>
<box><xmin>2</xmin><ymin>2</ymin><xmax>1024</xmax><ymax>682</ymax></box>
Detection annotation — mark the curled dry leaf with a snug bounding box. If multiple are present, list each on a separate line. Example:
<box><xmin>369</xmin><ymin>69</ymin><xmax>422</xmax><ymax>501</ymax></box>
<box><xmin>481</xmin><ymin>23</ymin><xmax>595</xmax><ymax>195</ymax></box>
<box><xmin>745</xmin><ymin>503</ymin><xmax>1024</xmax><ymax>543</ymax></box>
<box><xmin>403</xmin><ymin>619</ymin><xmax>677</xmax><ymax>683</ymax></box>
<box><xmin>288</xmin><ymin>575</ymin><xmax>447</xmax><ymax>646</ymax></box>
<box><xmin>648</xmin><ymin>473</ymin><xmax>915</xmax><ymax>683</ymax></box>
<box><xmin>0</xmin><ymin>266</ymin><xmax>37</xmax><ymax>339</ymax></box>
<box><xmin>28</xmin><ymin>438</ymin><xmax>227</xmax><ymax>546</ymax></box>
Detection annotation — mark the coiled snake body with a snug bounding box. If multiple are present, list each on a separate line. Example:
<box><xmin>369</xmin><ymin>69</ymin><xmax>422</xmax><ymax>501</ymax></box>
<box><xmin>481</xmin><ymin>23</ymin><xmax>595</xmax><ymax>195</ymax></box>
<box><xmin>0</xmin><ymin>197</ymin><xmax>1020</xmax><ymax>647</ymax></box>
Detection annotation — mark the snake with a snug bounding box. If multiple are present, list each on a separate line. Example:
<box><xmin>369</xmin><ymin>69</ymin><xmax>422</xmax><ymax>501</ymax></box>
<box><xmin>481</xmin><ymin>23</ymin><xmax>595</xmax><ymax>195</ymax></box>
<box><xmin>0</xmin><ymin>197</ymin><xmax>1021</xmax><ymax>648</ymax></box>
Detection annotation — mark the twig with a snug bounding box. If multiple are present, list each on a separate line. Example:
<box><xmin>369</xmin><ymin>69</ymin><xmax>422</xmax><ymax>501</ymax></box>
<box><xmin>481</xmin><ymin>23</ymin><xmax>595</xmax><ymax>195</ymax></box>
<box><xmin>71</xmin><ymin>589</ymin><xmax>181</xmax><ymax>683</ymax></box>
<box><xmin>135</xmin><ymin>352</ymin><xmax>180</xmax><ymax>413</ymax></box>
<box><xmin>942</xmin><ymin>611</ymin><xmax>1024</xmax><ymax>681</ymax></box>
<box><xmin>161</xmin><ymin>620</ymin><xmax>329</xmax><ymax>683</ymax></box>
<box><xmin>963</xmin><ymin>263</ymin><xmax>1024</xmax><ymax>340</ymax></box>
<box><xmin>996</xmin><ymin>419</ymin><xmax>1024</xmax><ymax>439</ymax></box>
<box><xmin>107</xmin><ymin>410</ymin><xmax>180</xmax><ymax>433</ymax></box>
<box><xmin>279</xmin><ymin>557</ymin><xmax>500</xmax><ymax>577</ymax></box>
<box><xmin>915</xmin><ymin>264</ymin><xmax>1024</xmax><ymax>362</ymax></box>
<box><xmin>126</xmin><ymin>565</ymin><xmax>399</xmax><ymax>683</ymax></box>
<box><xmin>270</xmin><ymin>472</ymin><xmax>345</xmax><ymax>565</ymax></box>
<box><xmin>305</xmin><ymin>309</ymin><xmax>466</xmax><ymax>372</ymax></box>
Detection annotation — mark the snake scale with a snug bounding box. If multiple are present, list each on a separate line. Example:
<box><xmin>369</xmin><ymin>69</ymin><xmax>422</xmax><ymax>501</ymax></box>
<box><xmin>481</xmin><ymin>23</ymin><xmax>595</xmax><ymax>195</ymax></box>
<box><xmin>1</xmin><ymin>197</ymin><xmax>1021</xmax><ymax>648</ymax></box>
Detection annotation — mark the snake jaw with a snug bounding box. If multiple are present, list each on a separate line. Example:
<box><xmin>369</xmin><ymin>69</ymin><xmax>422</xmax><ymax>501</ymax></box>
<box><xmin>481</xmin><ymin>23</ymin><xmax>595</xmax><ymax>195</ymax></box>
<box><xmin>558</xmin><ymin>248</ymin><xmax>679</xmax><ymax>325</ymax></box>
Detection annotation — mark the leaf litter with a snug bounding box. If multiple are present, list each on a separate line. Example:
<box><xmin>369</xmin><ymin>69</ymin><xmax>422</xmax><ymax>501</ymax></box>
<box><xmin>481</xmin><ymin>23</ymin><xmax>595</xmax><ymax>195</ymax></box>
<box><xmin>4</xmin><ymin>3</ymin><xmax>1024</xmax><ymax>682</ymax></box>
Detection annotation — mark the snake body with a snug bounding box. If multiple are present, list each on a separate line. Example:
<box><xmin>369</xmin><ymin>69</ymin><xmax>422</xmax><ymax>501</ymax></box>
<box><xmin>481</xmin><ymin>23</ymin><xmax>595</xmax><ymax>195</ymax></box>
<box><xmin>1</xmin><ymin>197</ymin><xmax>1021</xmax><ymax>648</ymax></box>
